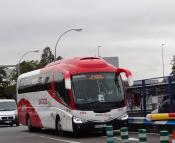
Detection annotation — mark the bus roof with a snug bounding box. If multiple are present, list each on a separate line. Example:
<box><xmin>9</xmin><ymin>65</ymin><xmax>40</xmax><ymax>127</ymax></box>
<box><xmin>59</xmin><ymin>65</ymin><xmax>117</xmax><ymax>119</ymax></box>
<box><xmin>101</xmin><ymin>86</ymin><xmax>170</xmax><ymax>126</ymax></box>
<box><xmin>18</xmin><ymin>57</ymin><xmax>117</xmax><ymax>80</ymax></box>
<box><xmin>18</xmin><ymin>69</ymin><xmax>40</xmax><ymax>79</ymax></box>
<box><xmin>42</xmin><ymin>57</ymin><xmax>116</xmax><ymax>74</ymax></box>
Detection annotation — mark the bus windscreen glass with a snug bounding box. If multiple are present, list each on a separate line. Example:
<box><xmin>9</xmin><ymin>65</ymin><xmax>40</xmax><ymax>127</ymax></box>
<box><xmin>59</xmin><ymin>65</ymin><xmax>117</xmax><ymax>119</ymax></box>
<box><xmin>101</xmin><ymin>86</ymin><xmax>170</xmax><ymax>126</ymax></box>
<box><xmin>72</xmin><ymin>72</ymin><xmax>124</xmax><ymax>110</ymax></box>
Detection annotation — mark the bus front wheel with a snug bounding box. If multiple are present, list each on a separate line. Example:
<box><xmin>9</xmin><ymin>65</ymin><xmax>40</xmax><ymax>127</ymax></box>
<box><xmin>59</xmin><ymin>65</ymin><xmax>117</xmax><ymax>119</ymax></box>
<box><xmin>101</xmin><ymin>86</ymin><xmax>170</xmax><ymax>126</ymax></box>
<box><xmin>27</xmin><ymin>116</ymin><xmax>35</xmax><ymax>132</ymax></box>
<box><xmin>56</xmin><ymin>117</ymin><xmax>63</xmax><ymax>136</ymax></box>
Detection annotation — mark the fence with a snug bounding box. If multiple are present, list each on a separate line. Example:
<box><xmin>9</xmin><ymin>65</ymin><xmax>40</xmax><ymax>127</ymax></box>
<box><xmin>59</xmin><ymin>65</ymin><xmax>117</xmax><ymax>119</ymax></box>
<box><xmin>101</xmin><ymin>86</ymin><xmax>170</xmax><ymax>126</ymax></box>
<box><xmin>126</xmin><ymin>76</ymin><xmax>175</xmax><ymax>117</ymax></box>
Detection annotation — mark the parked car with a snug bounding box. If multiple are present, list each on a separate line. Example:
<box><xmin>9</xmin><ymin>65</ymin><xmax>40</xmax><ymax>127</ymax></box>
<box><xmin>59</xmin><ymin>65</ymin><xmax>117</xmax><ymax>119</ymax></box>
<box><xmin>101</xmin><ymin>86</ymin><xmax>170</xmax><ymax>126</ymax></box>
<box><xmin>0</xmin><ymin>99</ymin><xmax>19</xmax><ymax>126</ymax></box>
<box><xmin>158</xmin><ymin>99</ymin><xmax>175</xmax><ymax>113</ymax></box>
<box><xmin>151</xmin><ymin>95</ymin><xmax>175</xmax><ymax>114</ymax></box>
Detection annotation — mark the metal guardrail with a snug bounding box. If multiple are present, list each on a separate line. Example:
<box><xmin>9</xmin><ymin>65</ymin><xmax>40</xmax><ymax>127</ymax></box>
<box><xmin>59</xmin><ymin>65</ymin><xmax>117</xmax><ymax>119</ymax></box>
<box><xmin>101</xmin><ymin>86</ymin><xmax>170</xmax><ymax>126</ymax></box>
<box><xmin>126</xmin><ymin>76</ymin><xmax>175</xmax><ymax>117</ymax></box>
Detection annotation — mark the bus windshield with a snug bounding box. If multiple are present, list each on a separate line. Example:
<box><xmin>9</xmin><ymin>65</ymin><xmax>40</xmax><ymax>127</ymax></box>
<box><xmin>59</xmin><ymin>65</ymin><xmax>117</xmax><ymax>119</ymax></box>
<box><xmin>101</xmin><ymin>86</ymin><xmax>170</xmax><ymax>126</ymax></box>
<box><xmin>72</xmin><ymin>72</ymin><xmax>124</xmax><ymax>110</ymax></box>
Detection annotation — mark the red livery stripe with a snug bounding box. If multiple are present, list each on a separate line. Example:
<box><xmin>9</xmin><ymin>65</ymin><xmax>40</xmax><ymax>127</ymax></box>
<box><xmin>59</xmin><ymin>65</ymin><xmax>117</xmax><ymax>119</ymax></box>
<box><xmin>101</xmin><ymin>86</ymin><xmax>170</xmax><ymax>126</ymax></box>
<box><xmin>17</xmin><ymin>98</ymin><xmax>43</xmax><ymax>128</ymax></box>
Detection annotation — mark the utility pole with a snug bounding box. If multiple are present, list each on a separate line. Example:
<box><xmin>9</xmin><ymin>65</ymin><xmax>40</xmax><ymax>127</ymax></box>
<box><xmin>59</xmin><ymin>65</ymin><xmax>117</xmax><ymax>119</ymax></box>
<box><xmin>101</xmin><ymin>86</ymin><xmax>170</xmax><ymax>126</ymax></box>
<box><xmin>161</xmin><ymin>43</ymin><xmax>165</xmax><ymax>78</ymax></box>
<box><xmin>97</xmin><ymin>46</ymin><xmax>101</xmax><ymax>57</ymax></box>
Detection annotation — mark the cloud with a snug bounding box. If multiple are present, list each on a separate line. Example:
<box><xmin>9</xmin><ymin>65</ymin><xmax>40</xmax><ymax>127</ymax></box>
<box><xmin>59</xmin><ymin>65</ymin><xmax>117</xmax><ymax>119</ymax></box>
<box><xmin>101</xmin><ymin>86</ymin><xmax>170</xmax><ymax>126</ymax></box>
<box><xmin>0</xmin><ymin>0</ymin><xmax>175</xmax><ymax>80</ymax></box>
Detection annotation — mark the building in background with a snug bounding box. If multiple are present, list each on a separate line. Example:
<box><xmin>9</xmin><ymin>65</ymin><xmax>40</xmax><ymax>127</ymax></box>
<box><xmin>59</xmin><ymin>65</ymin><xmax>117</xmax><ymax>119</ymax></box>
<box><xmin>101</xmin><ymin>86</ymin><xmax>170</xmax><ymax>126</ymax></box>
<box><xmin>103</xmin><ymin>56</ymin><xmax>119</xmax><ymax>68</ymax></box>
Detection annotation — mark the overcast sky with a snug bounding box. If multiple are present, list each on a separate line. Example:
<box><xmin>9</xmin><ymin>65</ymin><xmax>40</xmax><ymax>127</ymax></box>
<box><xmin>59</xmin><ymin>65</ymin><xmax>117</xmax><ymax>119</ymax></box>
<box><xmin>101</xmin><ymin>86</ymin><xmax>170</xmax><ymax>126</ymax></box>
<box><xmin>0</xmin><ymin>0</ymin><xmax>175</xmax><ymax>80</ymax></box>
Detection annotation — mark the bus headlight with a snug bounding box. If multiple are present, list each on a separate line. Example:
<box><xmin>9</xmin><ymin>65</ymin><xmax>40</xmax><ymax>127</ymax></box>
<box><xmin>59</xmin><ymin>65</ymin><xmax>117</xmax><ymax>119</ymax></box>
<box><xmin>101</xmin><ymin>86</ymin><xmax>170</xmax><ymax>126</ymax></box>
<box><xmin>73</xmin><ymin>116</ymin><xmax>87</xmax><ymax>124</ymax></box>
<box><xmin>118</xmin><ymin>113</ymin><xmax>128</xmax><ymax>120</ymax></box>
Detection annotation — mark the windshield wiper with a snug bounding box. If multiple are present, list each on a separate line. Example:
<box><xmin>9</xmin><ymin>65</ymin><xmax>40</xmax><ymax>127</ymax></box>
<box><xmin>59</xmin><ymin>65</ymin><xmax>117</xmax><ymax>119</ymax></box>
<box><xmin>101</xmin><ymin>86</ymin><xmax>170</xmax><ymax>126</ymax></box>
<box><xmin>76</xmin><ymin>100</ymin><xmax>100</xmax><ymax>105</ymax></box>
<box><xmin>85</xmin><ymin>100</ymin><xmax>119</xmax><ymax>104</ymax></box>
<box><xmin>88</xmin><ymin>100</ymin><xmax>100</xmax><ymax>104</ymax></box>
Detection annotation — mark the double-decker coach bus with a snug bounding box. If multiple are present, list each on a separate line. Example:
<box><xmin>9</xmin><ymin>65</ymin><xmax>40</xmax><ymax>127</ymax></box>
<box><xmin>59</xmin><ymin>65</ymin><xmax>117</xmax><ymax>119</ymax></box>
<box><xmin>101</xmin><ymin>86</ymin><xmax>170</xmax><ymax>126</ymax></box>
<box><xmin>17</xmin><ymin>57</ymin><xmax>133</xmax><ymax>134</ymax></box>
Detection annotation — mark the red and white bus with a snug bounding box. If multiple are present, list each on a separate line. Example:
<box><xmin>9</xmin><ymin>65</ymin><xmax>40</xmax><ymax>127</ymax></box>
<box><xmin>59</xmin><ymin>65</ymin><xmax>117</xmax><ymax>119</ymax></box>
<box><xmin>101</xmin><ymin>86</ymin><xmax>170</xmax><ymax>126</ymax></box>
<box><xmin>17</xmin><ymin>57</ymin><xmax>133</xmax><ymax>134</ymax></box>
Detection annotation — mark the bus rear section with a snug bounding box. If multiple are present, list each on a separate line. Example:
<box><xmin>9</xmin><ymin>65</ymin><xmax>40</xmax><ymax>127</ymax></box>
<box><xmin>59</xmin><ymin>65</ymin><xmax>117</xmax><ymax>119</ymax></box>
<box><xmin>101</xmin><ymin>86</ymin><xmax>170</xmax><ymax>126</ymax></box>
<box><xmin>17</xmin><ymin>57</ymin><xmax>133</xmax><ymax>134</ymax></box>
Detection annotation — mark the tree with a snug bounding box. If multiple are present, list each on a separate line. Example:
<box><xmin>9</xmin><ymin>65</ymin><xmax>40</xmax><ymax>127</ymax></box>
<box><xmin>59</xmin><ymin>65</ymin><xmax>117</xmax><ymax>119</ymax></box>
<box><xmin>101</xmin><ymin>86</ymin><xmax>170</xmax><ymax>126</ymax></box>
<box><xmin>0</xmin><ymin>67</ymin><xmax>7</xmax><ymax>98</ymax></box>
<box><xmin>4</xmin><ymin>84</ymin><xmax>16</xmax><ymax>99</ymax></box>
<box><xmin>170</xmin><ymin>55</ymin><xmax>175</xmax><ymax>80</ymax></box>
<box><xmin>10</xmin><ymin>60</ymin><xmax>41</xmax><ymax>83</ymax></box>
<box><xmin>20</xmin><ymin>60</ymin><xmax>41</xmax><ymax>74</ymax></box>
<box><xmin>40</xmin><ymin>46</ymin><xmax>55</xmax><ymax>67</ymax></box>
<box><xmin>3</xmin><ymin>47</ymin><xmax>64</xmax><ymax>99</ymax></box>
<box><xmin>56</xmin><ymin>56</ymin><xmax>63</xmax><ymax>61</ymax></box>
<box><xmin>4</xmin><ymin>46</ymin><xmax>62</xmax><ymax>99</ymax></box>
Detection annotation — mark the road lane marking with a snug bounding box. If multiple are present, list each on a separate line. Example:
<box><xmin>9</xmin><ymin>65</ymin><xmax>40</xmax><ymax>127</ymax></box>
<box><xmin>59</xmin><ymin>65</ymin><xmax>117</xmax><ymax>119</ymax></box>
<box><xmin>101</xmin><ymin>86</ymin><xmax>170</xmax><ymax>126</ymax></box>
<box><xmin>103</xmin><ymin>136</ymin><xmax>139</xmax><ymax>141</ymax></box>
<box><xmin>40</xmin><ymin>136</ymin><xmax>82</xmax><ymax>143</ymax></box>
<box><xmin>130</xmin><ymin>132</ymin><xmax>160</xmax><ymax>136</ymax></box>
<box><xmin>114</xmin><ymin>137</ymin><xmax>139</xmax><ymax>141</ymax></box>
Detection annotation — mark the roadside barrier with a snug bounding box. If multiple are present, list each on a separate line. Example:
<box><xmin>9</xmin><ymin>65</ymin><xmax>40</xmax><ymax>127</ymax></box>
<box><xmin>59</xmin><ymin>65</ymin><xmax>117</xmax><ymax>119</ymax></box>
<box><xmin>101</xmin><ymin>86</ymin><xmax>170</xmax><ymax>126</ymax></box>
<box><xmin>138</xmin><ymin>129</ymin><xmax>147</xmax><ymax>143</ymax></box>
<box><xmin>106</xmin><ymin>126</ymin><xmax>173</xmax><ymax>143</ymax></box>
<box><xmin>120</xmin><ymin>127</ymin><xmax>129</xmax><ymax>142</ymax></box>
<box><xmin>160</xmin><ymin>131</ymin><xmax>169</xmax><ymax>143</ymax></box>
<box><xmin>106</xmin><ymin>125</ymin><xmax>114</xmax><ymax>143</ymax></box>
<box><xmin>169</xmin><ymin>131</ymin><xmax>175</xmax><ymax>143</ymax></box>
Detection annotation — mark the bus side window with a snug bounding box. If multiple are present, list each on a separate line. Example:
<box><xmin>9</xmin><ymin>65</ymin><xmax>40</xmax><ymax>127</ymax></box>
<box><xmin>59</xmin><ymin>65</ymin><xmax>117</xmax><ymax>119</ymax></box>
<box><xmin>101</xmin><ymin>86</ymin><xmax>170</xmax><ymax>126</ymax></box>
<box><xmin>43</xmin><ymin>76</ymin><xmax>51</xmax><ymax>90</ymax></box>
<box><xmin>54</xmin><ymin>73</ymin><xmax>70</xmax><ymax>105</ymax></box>
<box><xmin>18</xmin><ymin>75</ymin><xmax>52</xmax><ymax>94</ymax></box>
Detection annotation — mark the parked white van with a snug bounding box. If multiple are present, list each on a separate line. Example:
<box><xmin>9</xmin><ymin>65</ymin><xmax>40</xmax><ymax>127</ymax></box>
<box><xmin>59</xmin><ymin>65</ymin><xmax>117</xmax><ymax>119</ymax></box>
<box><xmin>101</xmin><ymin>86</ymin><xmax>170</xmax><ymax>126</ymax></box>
<box><xmin>0</xmin><ymin>99</ymin><xmax>19</xmax><ymax>126</ymax></box>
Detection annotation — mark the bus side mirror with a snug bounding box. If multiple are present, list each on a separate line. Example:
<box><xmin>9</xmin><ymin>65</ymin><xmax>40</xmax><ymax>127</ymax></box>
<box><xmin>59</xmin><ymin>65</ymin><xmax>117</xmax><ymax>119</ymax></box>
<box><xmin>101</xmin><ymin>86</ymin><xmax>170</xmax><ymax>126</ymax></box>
<box><xmin>64</xmin><ymin>71</ymin><xmax>71</xmax><ymax>89</ymax></box>
<box><xmin>116</xmin><ymin>68</ymin><xmax>133</xmax><ymax>86</ymax></box>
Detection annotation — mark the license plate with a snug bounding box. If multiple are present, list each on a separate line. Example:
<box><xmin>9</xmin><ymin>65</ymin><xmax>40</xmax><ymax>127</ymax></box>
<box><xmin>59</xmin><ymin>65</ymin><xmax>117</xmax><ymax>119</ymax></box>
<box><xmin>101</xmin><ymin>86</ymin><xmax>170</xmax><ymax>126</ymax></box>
<box><xmin>4</xmin><ymin>121</ymin><xmax>11</xmax><ymax>123</ymax></box>
<box><xmin>94</xmin><ymin>124</ymin><xmax>106</xmax><ymax>128</ymax></box>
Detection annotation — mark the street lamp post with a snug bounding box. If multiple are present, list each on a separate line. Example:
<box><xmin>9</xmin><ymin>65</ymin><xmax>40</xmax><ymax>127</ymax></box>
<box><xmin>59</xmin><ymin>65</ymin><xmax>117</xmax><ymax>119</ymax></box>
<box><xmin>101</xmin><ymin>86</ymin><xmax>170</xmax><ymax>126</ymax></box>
<box><xmin>97</xmin><ymin>46</ymin><xmax>101</xmax><ymax>57</ymax></box>
<box><xmin>54</xmin><ymin>28</ymin><xmax>82</xmax><ymax>60</ymax></box>
<box><xmin>161</xmin><ymin>43</ymin><xmax>165</xmax><ymax>78</ymax></box>
<box><xmin>18</xmin><ymin>50</ymin><xmax>39</xmax><ymax>77</ymax></box>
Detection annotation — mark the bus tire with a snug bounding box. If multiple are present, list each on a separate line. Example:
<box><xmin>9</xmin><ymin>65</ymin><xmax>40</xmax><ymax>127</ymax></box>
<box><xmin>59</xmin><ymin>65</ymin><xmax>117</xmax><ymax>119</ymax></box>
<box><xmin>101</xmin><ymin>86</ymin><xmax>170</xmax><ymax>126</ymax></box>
<box><xmin>27</xmin><ymin>116</ymin><xmax>35</xmax><ymax>132</ymax></box>
<box><xmin>16</xmin><ymin>122</ymin><xmax>19</xmax><ymax>126</ymax></box>
<box><xmin>56</xmin><ymin>116</ymin><xmax>63</xmax><ymax>136</ymax></box>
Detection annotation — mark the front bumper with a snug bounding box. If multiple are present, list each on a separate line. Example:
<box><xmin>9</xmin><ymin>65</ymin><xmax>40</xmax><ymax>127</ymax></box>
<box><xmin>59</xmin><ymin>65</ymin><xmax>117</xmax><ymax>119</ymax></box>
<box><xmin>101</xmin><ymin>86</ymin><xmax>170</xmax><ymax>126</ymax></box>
<box><xmin>0</xmin><ymin>116</ymin><xmax>19</xmax><ymax>125</ymax></box>
<box><xmin>72</xmin><ymin>118</ymin><xmax>128</xmax><ymax>132</ymax></box>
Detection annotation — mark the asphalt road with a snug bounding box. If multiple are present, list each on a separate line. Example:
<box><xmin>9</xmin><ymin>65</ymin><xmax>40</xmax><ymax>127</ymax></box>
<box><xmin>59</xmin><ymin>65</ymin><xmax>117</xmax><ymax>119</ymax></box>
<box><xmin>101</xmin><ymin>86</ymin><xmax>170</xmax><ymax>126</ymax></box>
<box><xmin>0</xmin><ymin>125</ymin><xmax>162</xmax><ymax>143</ymax></box>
